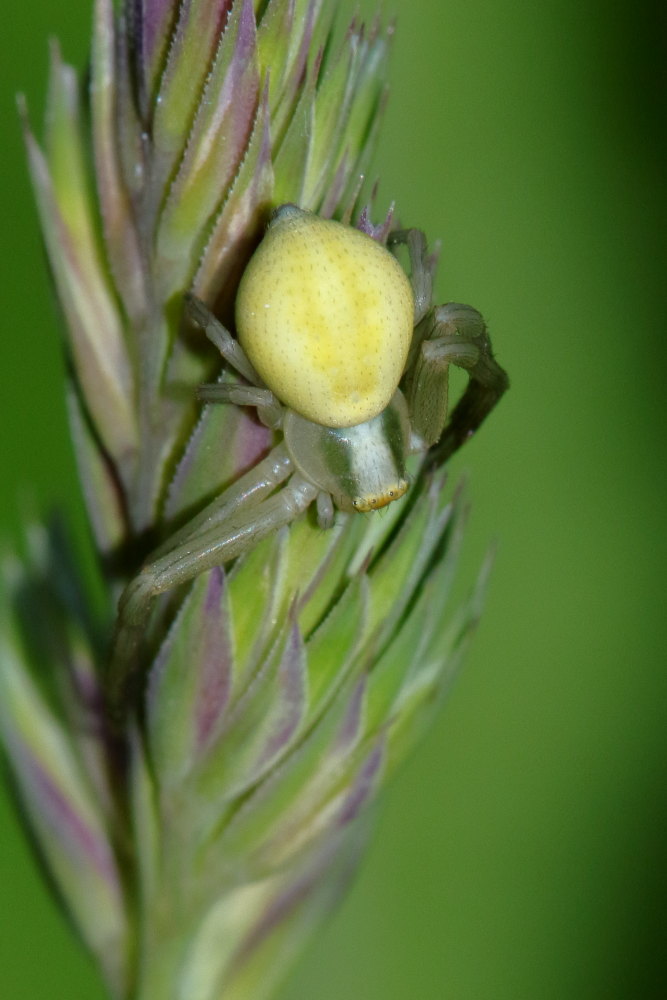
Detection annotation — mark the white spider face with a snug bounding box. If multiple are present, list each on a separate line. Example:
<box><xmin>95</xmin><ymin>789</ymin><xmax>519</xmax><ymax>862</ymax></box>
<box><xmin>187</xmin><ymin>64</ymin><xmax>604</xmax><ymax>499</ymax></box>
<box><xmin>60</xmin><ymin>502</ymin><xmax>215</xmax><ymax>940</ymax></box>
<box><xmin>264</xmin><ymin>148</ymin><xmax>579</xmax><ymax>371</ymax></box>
<box><xmin>282</xmin><ymin>391</ymin><xmax>411</xmax><ymax>514</ymax></box>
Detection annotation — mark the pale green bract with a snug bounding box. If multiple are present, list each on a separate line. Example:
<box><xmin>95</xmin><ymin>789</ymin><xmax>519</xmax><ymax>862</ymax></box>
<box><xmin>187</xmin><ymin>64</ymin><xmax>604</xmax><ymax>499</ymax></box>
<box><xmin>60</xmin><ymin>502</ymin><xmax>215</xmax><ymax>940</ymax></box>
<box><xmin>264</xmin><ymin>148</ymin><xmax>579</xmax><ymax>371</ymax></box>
<box><xmin>1</xmin><ymin>2</ymin><xmax>495</xmax><ymax>999</ymax></box>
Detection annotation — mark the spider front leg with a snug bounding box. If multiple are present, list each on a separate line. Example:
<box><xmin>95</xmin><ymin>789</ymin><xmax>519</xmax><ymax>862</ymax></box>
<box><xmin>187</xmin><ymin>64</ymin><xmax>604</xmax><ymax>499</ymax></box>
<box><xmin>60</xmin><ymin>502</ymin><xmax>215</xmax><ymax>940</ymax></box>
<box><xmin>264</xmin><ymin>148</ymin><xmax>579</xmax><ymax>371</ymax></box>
<box><xmin>406</xmin><ymin>303</ymin><xmax>510</xmax><ymax>463</ymax></box>
<box><xmin>108</xmin><ymin>469</ymin><xmax>319</xmax><ymax>708</ymax></box>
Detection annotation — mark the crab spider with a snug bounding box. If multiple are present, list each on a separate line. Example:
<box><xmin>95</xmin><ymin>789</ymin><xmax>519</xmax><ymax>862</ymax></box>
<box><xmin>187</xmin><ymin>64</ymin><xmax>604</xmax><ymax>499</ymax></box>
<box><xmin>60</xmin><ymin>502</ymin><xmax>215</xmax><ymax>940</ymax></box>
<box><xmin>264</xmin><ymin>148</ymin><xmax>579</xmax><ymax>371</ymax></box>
<box><xmin>110</xmin><ymin>205</ymin><xmax>508</xmax><ymax>695</ymax></box>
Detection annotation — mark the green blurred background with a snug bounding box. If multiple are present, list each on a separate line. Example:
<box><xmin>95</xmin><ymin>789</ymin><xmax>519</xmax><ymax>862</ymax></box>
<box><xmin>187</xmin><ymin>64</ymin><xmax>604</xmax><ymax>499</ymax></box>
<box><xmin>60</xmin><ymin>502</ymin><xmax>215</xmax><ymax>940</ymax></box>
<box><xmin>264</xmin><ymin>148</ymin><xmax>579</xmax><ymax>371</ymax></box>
<box><xmin>1</xmin><ymin>1</ymin><xmax>666</xmax><ymax>997</ymax></box>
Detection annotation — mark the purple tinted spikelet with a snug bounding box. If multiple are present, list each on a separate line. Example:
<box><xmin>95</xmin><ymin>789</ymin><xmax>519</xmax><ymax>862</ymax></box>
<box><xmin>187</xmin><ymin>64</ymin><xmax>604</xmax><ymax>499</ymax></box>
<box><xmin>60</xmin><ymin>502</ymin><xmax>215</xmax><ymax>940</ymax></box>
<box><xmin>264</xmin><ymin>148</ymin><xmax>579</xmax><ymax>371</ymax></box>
<box><xmin>1</xmin><ymin>2</ymin><xmax>494</xmax><ymax>999</ymax></box>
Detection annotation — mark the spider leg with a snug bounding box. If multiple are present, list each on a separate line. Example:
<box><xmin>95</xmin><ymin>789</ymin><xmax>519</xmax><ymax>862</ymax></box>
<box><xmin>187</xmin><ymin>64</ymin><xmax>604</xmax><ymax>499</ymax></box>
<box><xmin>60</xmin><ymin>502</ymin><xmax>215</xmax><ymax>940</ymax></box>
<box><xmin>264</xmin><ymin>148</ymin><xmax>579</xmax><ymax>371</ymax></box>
<box><xmin>185</xmin><ymin>293</ymin><xmax>263</xmax><ymax>385</ymax></box>
<box><xmin>316</xmin><ymin>491</ymin><xmax>335</xmax><ymax>529</ymax></box>
<box><xmin>109</xmin><ymin>472</ymin><xmax>319</xmax><ymax>707</ymax></box>
<box><xmin>151</xmin><ymin>444</ymin><xmax>293</xmax><ymax>560</ymax></box>
<box><xmin>388</xmin><ymin>227</ymin><xmax>435</xmax><ymax>324</ymax></box>
<box><xmin>197</xmin><ymin>384</ymin><xmax>275</xmax><ymax>408</ymax></box>
<box><xmin>197</xmin><ymin>383</ymin><xmax>283</xmax><ymax>429</ymax></box>
<box><xmin>406</xmin><ymin>303</ymin><xmax>509</xmax><ymax>463</ymax></box>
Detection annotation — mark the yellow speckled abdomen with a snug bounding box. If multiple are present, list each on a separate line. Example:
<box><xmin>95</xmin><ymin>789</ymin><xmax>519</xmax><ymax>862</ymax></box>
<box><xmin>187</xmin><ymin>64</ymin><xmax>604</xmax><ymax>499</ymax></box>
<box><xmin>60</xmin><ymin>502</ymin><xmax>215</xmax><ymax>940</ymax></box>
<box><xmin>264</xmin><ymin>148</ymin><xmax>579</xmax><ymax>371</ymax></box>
<box><xmin>235</xmin><ymin>205</ymin><xmax>415</xmax><ymax>428</ymax></box>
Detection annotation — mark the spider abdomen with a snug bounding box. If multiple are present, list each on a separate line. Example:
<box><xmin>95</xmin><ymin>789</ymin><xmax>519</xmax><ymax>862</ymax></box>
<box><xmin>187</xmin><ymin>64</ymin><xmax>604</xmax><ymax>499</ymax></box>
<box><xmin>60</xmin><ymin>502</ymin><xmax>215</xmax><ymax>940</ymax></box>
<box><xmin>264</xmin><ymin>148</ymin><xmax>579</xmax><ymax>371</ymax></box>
<box><xmin>235</xmin><ymin>205</ymin><xmax>414</xmax><ymax>429</ymax></box>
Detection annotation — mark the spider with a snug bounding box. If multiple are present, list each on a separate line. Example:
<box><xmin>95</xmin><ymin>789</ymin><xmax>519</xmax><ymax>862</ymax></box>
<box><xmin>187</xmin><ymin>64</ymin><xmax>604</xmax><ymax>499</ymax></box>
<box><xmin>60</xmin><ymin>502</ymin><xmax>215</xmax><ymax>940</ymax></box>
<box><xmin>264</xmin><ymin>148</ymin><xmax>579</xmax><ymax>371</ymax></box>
<box><xmin>110</xmin><ymin>204</ymin><xmax>508</xmax><ymax>689</ymax></box>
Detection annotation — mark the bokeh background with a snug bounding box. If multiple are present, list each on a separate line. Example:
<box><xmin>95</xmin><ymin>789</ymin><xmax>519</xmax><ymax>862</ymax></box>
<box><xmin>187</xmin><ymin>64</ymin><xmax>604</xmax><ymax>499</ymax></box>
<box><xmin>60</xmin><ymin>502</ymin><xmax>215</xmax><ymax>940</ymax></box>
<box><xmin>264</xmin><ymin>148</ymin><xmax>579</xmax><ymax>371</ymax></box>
<box><xmin>1</xmin><ymin>1</ymin><xmax>666</xmax><ymax>998</ymax></box>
